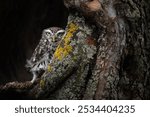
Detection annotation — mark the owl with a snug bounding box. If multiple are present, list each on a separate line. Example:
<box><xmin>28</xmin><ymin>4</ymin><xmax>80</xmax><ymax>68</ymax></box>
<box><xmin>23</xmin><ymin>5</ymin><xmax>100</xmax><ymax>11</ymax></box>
<box><xmin>26</xmin><ymin>27</ymin><xmax>65</xmax><ymax>83</ymax></box>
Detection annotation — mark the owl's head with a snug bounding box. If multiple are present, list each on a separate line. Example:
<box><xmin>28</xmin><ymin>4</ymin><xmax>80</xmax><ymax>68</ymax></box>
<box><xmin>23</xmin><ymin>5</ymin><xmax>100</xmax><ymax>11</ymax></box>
<box><xmin>42</xmin><ymin>27</ymin><xmax>65</xmax><ymax>42</ymax></box>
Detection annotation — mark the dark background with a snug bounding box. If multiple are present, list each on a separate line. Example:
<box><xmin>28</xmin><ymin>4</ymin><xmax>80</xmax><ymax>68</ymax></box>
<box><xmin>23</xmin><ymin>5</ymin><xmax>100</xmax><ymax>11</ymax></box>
<box><xmin>0</xmin><ymin>0</ymin><xmax>68</xmax><ymax>84</ymax></box>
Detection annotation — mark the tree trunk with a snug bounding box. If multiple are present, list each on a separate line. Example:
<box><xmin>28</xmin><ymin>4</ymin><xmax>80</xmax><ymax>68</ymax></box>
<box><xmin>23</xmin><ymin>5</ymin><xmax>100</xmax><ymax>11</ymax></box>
<box><xmin>83</xmin><ymin>0</ymin><xmax>150</xmax><ymax>100</ymax></box>
<box><xmin>0</xmin><ymin>0</ymin><xmax>149</xmax><ymax>100</ymax></box>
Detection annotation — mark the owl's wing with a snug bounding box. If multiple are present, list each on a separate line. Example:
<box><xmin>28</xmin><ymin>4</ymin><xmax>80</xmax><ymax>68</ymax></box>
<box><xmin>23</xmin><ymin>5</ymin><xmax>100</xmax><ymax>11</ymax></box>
<box><xmin>26</xmin><ymin>36</ymin><xmax>51</xmax><ymax>69</ymax></box>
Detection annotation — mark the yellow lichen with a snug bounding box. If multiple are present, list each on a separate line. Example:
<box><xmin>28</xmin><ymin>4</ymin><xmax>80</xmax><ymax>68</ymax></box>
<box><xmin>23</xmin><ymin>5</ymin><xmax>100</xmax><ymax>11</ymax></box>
<box><xmin>54</xmin><ymin>22</ymin><xmax>78</xmax><ymax>60</ymax></box>
<box><xmin>47</xmin><ymin>65</ymin><xmax>52</xmax><ymax>72</ymax></box>
<box><xmin>40</xmin><ymin>79</ymin><xmax>45</xmax><ymax>89</ymax></box>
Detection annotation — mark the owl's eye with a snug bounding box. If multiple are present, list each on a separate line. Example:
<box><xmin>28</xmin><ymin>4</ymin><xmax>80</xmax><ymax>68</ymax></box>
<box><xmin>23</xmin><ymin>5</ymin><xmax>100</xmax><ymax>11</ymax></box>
<box><xmin>57</xmin><ymin>33</ymin><xmax>64</xmax><ymax>38</ymax></box>
<box><xmin>56</xmin><ymin>30</ymin><xmax>65</xmax><ymax>38</ymax></box>
<box><xmin>46</xmin><ymin>32</ymin><xmax>51</xmax><ymax>36</ymax></box>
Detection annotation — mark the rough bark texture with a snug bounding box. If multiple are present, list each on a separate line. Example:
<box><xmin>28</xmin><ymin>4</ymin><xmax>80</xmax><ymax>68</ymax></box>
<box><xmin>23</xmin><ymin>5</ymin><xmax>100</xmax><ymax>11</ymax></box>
<box><xmin>0</xmin><ymin>0</ymin><xmax>150</xmax><ymax>100</ymax></box>
<box><xmin>83</xmin><ymin>0</ymin><xmax>150</xmax><ymax>100</ymax></box>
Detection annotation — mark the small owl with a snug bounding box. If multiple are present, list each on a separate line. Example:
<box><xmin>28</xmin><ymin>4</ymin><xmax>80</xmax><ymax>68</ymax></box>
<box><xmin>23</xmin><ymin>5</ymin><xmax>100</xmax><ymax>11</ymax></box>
<box><xmin>26</xmin><ymin>27</ymin><xmax>65</xmax><ymax>83</ymax></box>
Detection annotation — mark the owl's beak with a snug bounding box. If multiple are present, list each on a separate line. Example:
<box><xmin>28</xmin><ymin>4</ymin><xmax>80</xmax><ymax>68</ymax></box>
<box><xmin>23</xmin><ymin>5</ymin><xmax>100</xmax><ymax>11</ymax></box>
<box><xmin>52</xmin><ymin>36</ymin><xmax>55</xmax><ymax>42</ymax></box>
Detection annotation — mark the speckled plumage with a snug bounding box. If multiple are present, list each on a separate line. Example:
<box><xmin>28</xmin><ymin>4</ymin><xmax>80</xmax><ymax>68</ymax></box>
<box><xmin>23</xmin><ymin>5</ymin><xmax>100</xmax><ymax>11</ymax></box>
<box><xmin>26</xmin><ymin>27</ymin><xmax>65</xmax><ymax>83</ymax></box>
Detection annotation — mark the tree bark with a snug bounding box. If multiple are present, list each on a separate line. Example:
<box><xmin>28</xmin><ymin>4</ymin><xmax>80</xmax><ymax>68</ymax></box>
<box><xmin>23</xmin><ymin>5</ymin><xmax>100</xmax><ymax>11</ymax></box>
<box><xmin>0</xmin><ymin>0</ymin><xmax>150</xmax><ymax>100</ymax></box>
<box><xmin>83</xmin><ymin>0</ymin><xmax>150</xmax><ymax>99</ymax></box>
